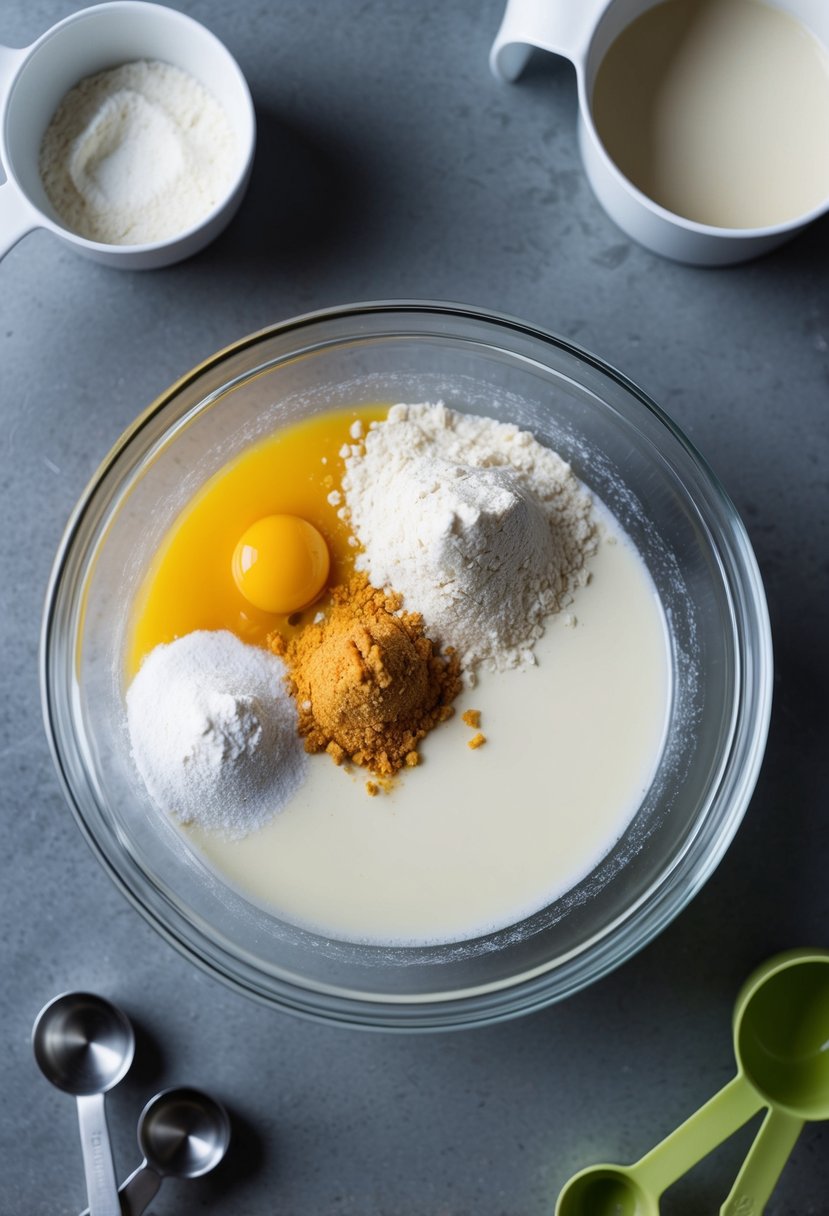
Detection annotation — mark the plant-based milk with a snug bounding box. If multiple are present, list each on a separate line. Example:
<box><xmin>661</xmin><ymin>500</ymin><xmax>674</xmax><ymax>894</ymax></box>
<box><xmin>191</xmin><ymin>521</ymin><xmax>671</xmax><ymax>945</ymax></box>
<box><xmin>592</xmin><ymin>0</ymin><xmax>829</xmax><ymax>228</ymax></box>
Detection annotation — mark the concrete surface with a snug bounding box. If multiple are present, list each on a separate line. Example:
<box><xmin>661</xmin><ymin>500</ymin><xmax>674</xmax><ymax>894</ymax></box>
<box><xmin>1</xmin><ymin>2</ymin><xmax>827</xmax><ymax>1213</ymax></box>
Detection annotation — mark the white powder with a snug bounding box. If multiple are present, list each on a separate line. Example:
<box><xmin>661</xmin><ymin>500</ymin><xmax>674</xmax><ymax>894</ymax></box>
<box><xmin>342</xmin><ymin>403</ymin><xmax>597</xmax><ymax>673</ymax></box>
<box><xmin>126</xmin><ymin>631</ymin><xmax>307</xmax><ymax>838</ymax></box>
<box><xmin>39</xmin><ymin>60</ymin><xmax>237</xmax><ymax>245</ymax></box>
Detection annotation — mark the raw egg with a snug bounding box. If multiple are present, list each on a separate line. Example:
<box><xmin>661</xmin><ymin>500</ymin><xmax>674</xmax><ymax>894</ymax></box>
<box><xmin>232</xmin><ymin>514</ymin><xmax>330</xmax><ymax>614</ymax></box>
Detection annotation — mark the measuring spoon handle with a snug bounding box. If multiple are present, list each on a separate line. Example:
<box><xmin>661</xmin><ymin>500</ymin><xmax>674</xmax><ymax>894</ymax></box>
<box><xmin>79</xmin><ymin>1162</ymin><xmax>162</xmax><ymax>1216</ymax></box>
<box><xmin>719</xmin><ymin>1108</ymin><xmax>804</xmax><ymax>1216</ymax></box>
<box><xmin>75</xmin><ymin>1093</ymin><xmax>121</xmax><ymax>1216</ymax></box>
<box><xmin>634</xmin><ymin>1074</ymin><xmax>762</xmax><ymax>1198</ymax></box>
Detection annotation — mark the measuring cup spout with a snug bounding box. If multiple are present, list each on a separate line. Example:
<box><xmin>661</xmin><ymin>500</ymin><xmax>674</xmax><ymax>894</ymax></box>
<box><xmin>489</xmin><ymin>0</ymin><xmax>607</xmax><ymax>81</ymax></box>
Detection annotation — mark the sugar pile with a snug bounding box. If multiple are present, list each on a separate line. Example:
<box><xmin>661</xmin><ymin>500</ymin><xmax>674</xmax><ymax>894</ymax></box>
<box><xmin>126</xmin><ymin>630</ymin><xmax>307</xmax><ymax>838</ymax></box>
<box><xmin>342</xmin><ymin>403</ymin><xmax>597</xmax><ymax>673</ymax></box>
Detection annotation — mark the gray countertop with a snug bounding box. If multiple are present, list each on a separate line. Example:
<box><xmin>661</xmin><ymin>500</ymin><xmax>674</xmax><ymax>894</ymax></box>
<box><xmin>1</xmin><ymin>2</ymin><xmax>827</xmax><ymax>1213</ymax></box>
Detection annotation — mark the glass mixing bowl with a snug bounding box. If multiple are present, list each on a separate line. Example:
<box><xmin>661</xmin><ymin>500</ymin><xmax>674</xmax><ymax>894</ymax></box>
<box><xmin>41</xmin><ymin>302</ymin><xmax>772</xmax><ymax>1030</ymax></box>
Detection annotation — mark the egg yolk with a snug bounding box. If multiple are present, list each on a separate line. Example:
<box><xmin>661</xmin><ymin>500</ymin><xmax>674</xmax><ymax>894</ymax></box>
<box><xmin>232</xmin><ymin>514</ymin><xmax>330</xmax><ymax>614</ymax></box>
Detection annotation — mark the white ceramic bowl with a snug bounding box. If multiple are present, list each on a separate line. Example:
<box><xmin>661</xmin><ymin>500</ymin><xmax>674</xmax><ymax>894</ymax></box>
<box><xmin>0</xmin><ymin>1</ymin><xmax>255</xmax><ymax>267</ymax></box>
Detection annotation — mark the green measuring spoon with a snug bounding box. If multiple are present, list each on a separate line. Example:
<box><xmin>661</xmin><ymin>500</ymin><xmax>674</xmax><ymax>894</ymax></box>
<box><xmin>555</xmin><ymin>949</ymin><xmax>829</xmax><ymax>1216</ymax></box>
<box><xmin>719</xmin><ymin>949</ymin><xmax>829</xmax><ymax>1215</ymax></box>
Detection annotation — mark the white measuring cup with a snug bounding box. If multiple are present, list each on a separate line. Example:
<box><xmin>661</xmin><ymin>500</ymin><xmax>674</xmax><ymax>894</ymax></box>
<box><xmin>489</xmin><ymin>0</ymin><xmax>829</xmax><ymax>265</ymax></box>
<box><xmin>0</xmin><ymin>1</ymin><xmax>255</xmax><ymax>268</ymax></box>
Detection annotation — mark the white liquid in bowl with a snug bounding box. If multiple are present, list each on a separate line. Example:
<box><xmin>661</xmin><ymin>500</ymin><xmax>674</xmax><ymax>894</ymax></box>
<box><xmin>190</xmin><ymin>516</ymin><xmax>671</xmax><ymax>945</ymax></box>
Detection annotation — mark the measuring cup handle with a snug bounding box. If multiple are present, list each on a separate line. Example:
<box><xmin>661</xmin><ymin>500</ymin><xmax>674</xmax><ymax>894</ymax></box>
<box><xmin>719</xmin><ymin>1108</ymin><xmax>804</xmax><ymax>1216</ymax></box>
<box><xmin>489</xmin><ymin>0</ymin><xmax>607</xmax><ymax>81</ymax></box>
<box><xmin>0</xmin><ymin>43</ymin><xmax>24</xmax><ymax>95</ymax></box>
<box><xmin>633</xmin><ymin>1075</ymin><xmax>761</xmax><ymax>1199</ymax></box>
<box><xmin>0</xmin><ymin>180</ymin><xmax>38</xmax><ymax>260</ymax></box>
<box><xmin>0</xmin><ymin>43</ymin><xmax>39</xmax><ymax>260</ymax></box>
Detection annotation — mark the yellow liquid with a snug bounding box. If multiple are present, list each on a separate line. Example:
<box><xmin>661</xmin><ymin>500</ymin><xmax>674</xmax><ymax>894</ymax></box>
<box><xmin>127</xmin><ymin>406</ymin><xmax>387</xmax><ymax>676</ymax></box>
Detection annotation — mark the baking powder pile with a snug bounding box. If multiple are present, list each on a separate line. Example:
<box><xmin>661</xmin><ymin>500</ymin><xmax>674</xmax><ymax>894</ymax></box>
<box><xmin>342</xmin><ymin>403</ymin><xmax>597</xmax><ymax>674</ymax></box>
<box><xmin>126</xmin><ymin>630</ymin><xmax>307</xmax><ymax>838</ymax></box>
<box><xmin>39</xmin><ymin>60</ymin><xmax>237</xmax><ymax>244</ymax></box>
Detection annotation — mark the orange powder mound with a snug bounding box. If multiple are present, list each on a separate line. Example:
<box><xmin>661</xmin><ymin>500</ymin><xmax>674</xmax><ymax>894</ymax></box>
<box><xmin>269</xmin><ymin>574</ymin><xmax>461</xmax><ymax>776</ymax></box>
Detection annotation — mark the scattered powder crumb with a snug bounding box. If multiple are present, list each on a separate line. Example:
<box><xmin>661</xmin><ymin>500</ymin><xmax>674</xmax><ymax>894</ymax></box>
<box><xmin>327</xmin><ymin>490</ymin><xmax>342</xmax><ymax>506</ymax></box>
<box><xmin>269</xmin><ymin>573</ymin><xmax>461</xmax><ymax>777</ymax></box>
<box><xmin>462</xmin><ymin>708</ymin><xmax>481</xmax><ymax>729</ymax></box>
<box><xmin>468</xmin><ymin>732</ymin><xmax>487</xmax><ymax>750</ymax></box>
<box><xmin>350</xmin><ymin>419</ymin><xmax>365</xmax><ymax>440</ymax></box>
<box><xmin>366</xmin><ymin>781</ymin><xmax>380</xmax><ymax>797</ymax></box>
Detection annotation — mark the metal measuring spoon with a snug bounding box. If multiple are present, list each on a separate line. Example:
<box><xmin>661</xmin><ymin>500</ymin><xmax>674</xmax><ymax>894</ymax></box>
<box><xmin>555</xmin><ymin>948</ymin><xmax>829</xmax><ymax>1216</ymax></box>
<box><xmin>79</xmin><ymin>1086</ymin><xmax>231</xmax><ymax>1216</ymax></box>
<box><xmin>33</xmin><ymin>992</ymin><xmax>134</xmax><ymax>1216</ymax></box>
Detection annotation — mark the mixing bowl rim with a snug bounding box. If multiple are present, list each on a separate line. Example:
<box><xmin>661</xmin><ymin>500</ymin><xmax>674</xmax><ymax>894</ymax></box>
<box><xmin>39</xmin><ymin>299</ymin><xmax>774</xmax><ymax>1030</ymax></box>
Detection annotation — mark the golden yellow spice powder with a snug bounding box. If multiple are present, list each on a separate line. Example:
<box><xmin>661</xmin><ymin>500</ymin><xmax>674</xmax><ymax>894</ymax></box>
<box><xmin>462</xmin><ymin>707</ymin><xmax>486</xmax><ymax>748</ymax></box>
<box><xmin>269</xmin><ymin>574</ymin><xmax>461</xmax><ymax>777</ymax></box>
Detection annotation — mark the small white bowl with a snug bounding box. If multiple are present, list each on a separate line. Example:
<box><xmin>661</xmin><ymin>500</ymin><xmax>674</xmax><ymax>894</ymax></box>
<box><xmin>0</xmin><ymin>1</ymin><xmax>255</xmax><ymax>269</ymax></box>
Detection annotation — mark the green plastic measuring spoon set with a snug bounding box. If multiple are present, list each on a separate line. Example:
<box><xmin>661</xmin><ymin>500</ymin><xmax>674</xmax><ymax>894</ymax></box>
<box><xmin>555</xmin><ymin>948</ymin><xmax>829</xmax><ymax>1216</ymax></box>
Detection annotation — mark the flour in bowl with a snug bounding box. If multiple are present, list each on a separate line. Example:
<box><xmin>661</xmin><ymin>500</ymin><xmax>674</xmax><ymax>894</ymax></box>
<box><xmin>341</xmin><ymin>403</ymin><xmax>597</xmax><ymax>674</ymax></box>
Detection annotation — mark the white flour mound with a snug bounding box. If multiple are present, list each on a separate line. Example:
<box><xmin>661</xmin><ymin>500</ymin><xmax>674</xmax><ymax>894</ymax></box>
<box><xmin>126</xmin><ymin>631</ymin><xmax>307</xmax><ymax>838</ymax></box>
<box><xmin>342</xmin><ymin>403</ymin><xmax>597</xmax><ymax>673</ymax></box>
<box><xmin>39</xmin><ymin>60</ymin><xmax>237</xmax><ymax>245</ymax></box>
